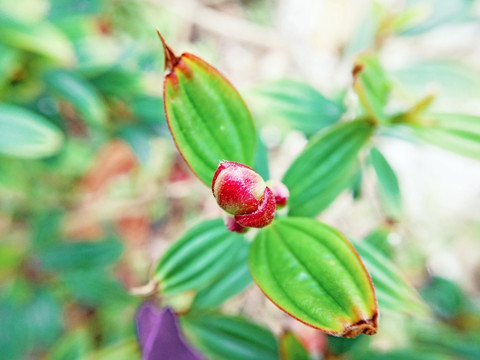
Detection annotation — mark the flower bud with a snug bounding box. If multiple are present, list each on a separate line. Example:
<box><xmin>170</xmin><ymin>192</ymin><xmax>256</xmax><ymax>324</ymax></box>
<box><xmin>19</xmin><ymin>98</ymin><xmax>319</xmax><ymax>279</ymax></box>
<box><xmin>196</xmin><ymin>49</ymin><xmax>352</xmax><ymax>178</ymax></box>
<box><xmin>212</xmin><ymin>161</ymin><xmax>275</xmax><ymax>228</ymax></box>
<box><xmin>266</xmin><ymin>180</ymin><xmax>290</xmax><ymax>208</ymax></box>
<box><xmin>212</xmin><ymin>161</ymin><xmax>266</xmax><ymax>215</ymax></box>
<box><xmin>234</xmin><ymin>187</ymin><xmax>276</xmax><ymax>228</ymax></box>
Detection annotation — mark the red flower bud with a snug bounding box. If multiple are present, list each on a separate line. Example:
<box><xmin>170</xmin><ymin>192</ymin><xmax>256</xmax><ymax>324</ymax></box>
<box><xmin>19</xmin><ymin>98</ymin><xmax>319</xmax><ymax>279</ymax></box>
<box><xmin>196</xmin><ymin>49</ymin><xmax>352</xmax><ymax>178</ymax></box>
<box><xmin>266</xmin><ymin>180</ymin><xmax>290</xmax><ymax>208</ymax></box>
<box><xmin>212</xmin><ymin>161</ymin><xmax>275</xmax><ymax>229</ymax></box>
<box><xmin>234</xmin><ymin>187</ymin><xmax>276</xmax><ymax>228</ymax></box>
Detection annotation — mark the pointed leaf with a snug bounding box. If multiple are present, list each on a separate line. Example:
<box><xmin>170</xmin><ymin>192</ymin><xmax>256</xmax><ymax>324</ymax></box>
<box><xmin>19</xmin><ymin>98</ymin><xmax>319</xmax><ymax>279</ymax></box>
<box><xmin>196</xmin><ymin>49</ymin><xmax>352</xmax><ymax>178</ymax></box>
<box><xmin>283</xmin><ymin>120</ymin><xmax>373</xmax><ymax>217</ymax></box>
<box><xmin>191</xmin><ymin>243</ymin><xmax>251</xmax><ymax>309</ymax></box>
<box><xmin>155</xmin><ymin>219</ymin><xmax>249</xmax><ymax>295</ymax></box>
<box><xmin>181</xmin><ymin>313</ymin><xmax>278</xmax><ymax>360</ymax></box>
<box><xmin>354</xmin><ymin>240</ymin><xmax>429</xmax><ymax>316</ymax></box>
<box><xmin>410</xmin><ymin>113</ymin><xmax>480</xmax><ymax>159</ymax></box>
<box><xmin>248</xmin><ymin>218</ymin><xmax>378</xmax><ymax>337</ymax></box>
<box><xmin>353</xmin><ymin>53</ymin><xmax>390</xmax><ymax>124</ymax></box>
<box><xmin>163</xmin><ymin>46</ymin><xmax>257</xmax><ymax>185</ymax></box>
<box><xmin>279</xmin><ymin>332</ymin><xmax>310</xmax><ymax>360</ymax></box>
<box><xmin>44</xmin><ymin>70</ymin><xmax>107</xmax><ymax>126</ymax></box>
<box><xmin>369</xmin><ymin>147</ymin><xmax>402</xmax><ymax>219</ymax></box>
<box><xmin>0</xmin><ymin>104</ymin><xmax>64</xmax><ymax>158</ymax></box>
<box><xmin>248</xmin><ymin>79</ymin><xmax>345</xmax><ymax>137</ymax></box>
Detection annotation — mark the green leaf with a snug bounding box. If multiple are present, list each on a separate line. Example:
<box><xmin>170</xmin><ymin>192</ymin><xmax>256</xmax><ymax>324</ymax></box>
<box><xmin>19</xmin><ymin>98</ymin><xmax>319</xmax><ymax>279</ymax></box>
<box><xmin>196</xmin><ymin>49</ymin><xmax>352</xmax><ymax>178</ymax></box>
<box><xmin>82</xmin><ymin>65</ymin><xmax>142</xmax><ymax>98</ymax></box>
<box><xmin>46</xmin><ymin>329</ymin><xmax>93</xmax><ymax>360</ymax></box>
<box><xmin>48</xmin><ymin>0</ymin><xmax>103</xmax><ymax>19</ymax></box>
<box><xmin>354</xmin><ymin>240</ymin><xmax>429</xmax><ymax>316</ymax></box>
<box><xmin>248</xmin><ymin>218</ymin><xmax>378</xmax><ymax>337</ymax></box>
<box><xmin>401</xmin><ymin>0</ymin><xmax>474</xmax><ymax>35</ymax></box>
<box><xmin>62</xmin><ymin>270</ymin><xmax>130</xmax><ymax>306</ymax></box>
<box><xmin>327</xmin><ymin>334</ymin><xmax>368</xmax><ymax>356</ymax></box>
<box><xmin>0</xmin><ymin>243</ymin><xmax>24</xmax><ymax>279</ymax></box>
<box><xmin>191</xmin><ymin>243</ymin><xmax>251</xmax><ymax>309</ymax></box>
<box><xmin>38</xmin><ymin>238</ymin><xmax>124</xmax><ymax>271</ymax></box>
<box><xmin>131</xmin><ymin>95</ymin><xmax>166</xmax><ymax>125</ymax></box>
<box><xmin>279</xmin><ymin>331</ymin><xmax>310</xmax><ymax>360</ymax></box>
<box><xmin>409</xmin><ymin>113</ymin><xmax>480</xmax><ymax>159</ymax></box>
<box><xmin>248</xmin><ymin>79</ymin><xmax>345</xmax><ymax>137</ymax></box>
<box><xmin>86</xmin><ymin>338</ymin><xmax>140</xmax><ymax>360</ymax></box>
<box><xmin>0</xmin><ymin>43</ymin><xmax>19</xmax><ymax>90</ymax></box>
<box><xmin>0</xmin><ymin>13</ymin><xmax>74</xmax><ymax>64</ymax></box>
<box><xmin>353</xmin><ymin>53</ymin><xmax>390</xmax><ymax>124</ymax></box>
<box><xmin>0</xmin><ymin>104</ymin><xmax>64</xmax><ymax>158</ymax></box>
<box><xmin>155</xmin><ymin>219</ymin><xmax>249</xmax><ymax>295</ymax></box>
<box><xmin>30</xmin><ymin>209</ymin><xmax>64</xmax><ymax>249</ymax></box>
<box><xmin>364</xmin><ymin>227</ymin><xmax>394</xmax><ymax>258</ymax></box>
<box><xmin>44</xmin><ymin>69</ymin><xmax>107</xmax><ymax>126</ymax></box>
<box><xmin>181</xmin><ymin>313</ymin><xmax>278</xmax><ymax>360</ymax></box>
<box><xmin>283</xmin><ymin>120</ymin><xmax>373</xmax><ymax>217</ymax></box>
<box><xmin>410</xmin><ymin>320</ymin><xmax>480</xmax><ymax>360</ymax></box>
<box><xmin>163</xmin><ymin>52</ymin><xmax>257</xmax><ymax>185</ymax></box>
<box><xmin>369</xmin><ymin>147</ymin><xmax>402</xmax><ymax>219</ymax></box>
<box><xmin>355</xmin><ymin>348</ymin><xmax>453</xmax><ymax>360</ymax></box>
<box><xmin>0</xmin><ymin>288</ymin><xmax>63</xmax><ymax>359</ymax></box>
<box><xmin>419</xmin><ymin>276</ymin><xmax>468</xmax><ymax>319</ymax></box>
<box><xmin>392</xmin><ymin>61</ymin><xmax>480</xmax><ymax>107</ymax></box>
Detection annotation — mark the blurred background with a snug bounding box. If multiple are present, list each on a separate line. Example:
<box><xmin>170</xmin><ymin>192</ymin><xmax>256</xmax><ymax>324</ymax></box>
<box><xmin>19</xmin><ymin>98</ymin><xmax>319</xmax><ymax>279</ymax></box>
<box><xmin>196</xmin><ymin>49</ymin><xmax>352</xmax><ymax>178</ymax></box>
<box><xmin>0</xmin><ymin>0</ymin><xmax>479</xmax><ymax>359</ymax></box>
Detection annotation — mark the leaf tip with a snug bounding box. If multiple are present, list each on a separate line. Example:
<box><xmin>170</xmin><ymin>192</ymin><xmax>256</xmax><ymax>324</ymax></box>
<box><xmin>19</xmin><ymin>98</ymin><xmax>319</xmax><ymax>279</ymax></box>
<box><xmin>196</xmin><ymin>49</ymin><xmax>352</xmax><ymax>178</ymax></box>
<box><xmin>352</xmin><ymin>62</ymin><xmax>364</xmax><ymax>80</ymax></box>
<box><xmin>156</xmin><ymin>29</ymin><xmax>179</xmax><ymax>73</ymax></box>
<box><xmin>340</xmin><ymin>312</ymin><xmax>378</xmax><ymax>338</ymax></box>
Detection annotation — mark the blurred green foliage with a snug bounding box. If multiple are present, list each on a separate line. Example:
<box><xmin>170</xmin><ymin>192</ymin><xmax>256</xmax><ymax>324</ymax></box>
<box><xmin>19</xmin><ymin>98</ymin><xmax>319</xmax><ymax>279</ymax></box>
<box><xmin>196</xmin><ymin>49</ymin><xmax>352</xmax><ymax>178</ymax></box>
<box><xmin>0</xmin><ymin>0</ymin><xmax>479</xmax><ymax>359</ymax></box>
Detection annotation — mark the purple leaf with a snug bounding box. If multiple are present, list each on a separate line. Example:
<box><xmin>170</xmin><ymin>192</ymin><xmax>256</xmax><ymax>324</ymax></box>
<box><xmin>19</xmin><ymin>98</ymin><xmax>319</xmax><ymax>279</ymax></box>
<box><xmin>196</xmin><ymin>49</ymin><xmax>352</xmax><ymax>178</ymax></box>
<box><xmin>136</xmin><ymin>302</ymin><xmax>203</xmax><ymax>360</ymax></box>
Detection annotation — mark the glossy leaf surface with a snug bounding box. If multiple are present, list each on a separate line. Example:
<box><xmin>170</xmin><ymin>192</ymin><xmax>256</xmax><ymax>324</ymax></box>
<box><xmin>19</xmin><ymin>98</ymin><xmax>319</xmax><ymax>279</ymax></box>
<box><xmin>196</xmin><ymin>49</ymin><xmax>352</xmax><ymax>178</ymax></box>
<box><xmin>283</xmin><ymin>120</ymin><xmax>373</xmax><ymax>217</ymax></box>
<box><xmin>353</xmin><ymin>53</ymin><xmax>390</xmax><ymax>124</ymax></box>
<box><xmin>155</xmin><ymin>219</ymin><xmax>248</xmax><ymax>295</ymax></box>
<box><xmin>354</xmin><ymin>240</ymin><xmax>428</xmax><ymax>316</ymax></box>
<box><xmin>181</xmin><ymin>313</ymin><xmax>278</xmax><ymax>360</ymax></box>
<box><xmin>163</xmin><ymin>47</ymin><xmax>256</xmax><ymax>185</ymax></box>
<box><xmin>279</xmin><ymin>332</ymin><xmax>310</xmax><ymax>360</ymax></box>
<box><xmin>248</xmin><ymin>79</ymin><xmax>345</xmax><ymax>137</ymax></box>
<box><xmin>410</xmin><ymin>113</ymin><xmax>480</xmax><ymax>159</ymax></box>
<box><xmin>0</xmin><ymin>104</ymin><xmax>64</xmax><ymax>158</ymax></box>
<box><xmin>370</xmin><ymin>147</ymin><xmax>402</xmax><ymax>219</ymax></box>
<box><xmin>249</xmin><ymin>218</ymin><xmax>378</xmax><ymax>337</ymax></box>
<box><xmin>45</xmin><ymin>70</ymin><xmax>107</xmax><ymax>126</ymax></box>
<box><xmin>191</xmin><ymin>243</ymin><xmax>251</xmax><ymax>309</ymax></box>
